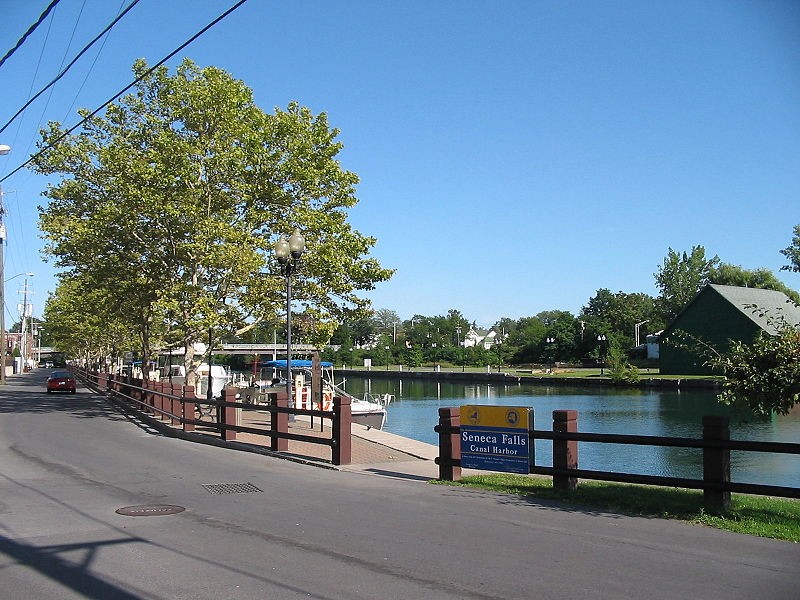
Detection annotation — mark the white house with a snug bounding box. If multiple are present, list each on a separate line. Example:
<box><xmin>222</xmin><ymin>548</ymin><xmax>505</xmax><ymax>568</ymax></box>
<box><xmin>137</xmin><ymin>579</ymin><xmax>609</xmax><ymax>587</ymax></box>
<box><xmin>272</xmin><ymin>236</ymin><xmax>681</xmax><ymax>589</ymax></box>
<box><xmin>463</xmin><ymin>327</ymin><xmax>501</xmax><ymax>350</ymax></box>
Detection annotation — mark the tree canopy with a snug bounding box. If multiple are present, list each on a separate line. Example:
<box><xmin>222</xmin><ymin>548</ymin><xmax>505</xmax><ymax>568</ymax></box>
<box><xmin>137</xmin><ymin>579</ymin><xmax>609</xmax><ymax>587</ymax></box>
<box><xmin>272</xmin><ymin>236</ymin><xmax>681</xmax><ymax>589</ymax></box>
<box><xmin>709</xmin><ymin>263</ymin><xmax>800</xmax><ymax>303</ymax></box>
<box><xmin>655</xmin><ymin>246</ymin><xmax>720</xmax><ymax>323</ymax></box>
<box><xmin>34</xmin><ymin>59</ymin><xmax>392</xmax><ymax>377</ymax></box>
<box><xmin>781</xmin><ymin>224</ymin><xmax>800</xmax><ymax>274</ymax></box>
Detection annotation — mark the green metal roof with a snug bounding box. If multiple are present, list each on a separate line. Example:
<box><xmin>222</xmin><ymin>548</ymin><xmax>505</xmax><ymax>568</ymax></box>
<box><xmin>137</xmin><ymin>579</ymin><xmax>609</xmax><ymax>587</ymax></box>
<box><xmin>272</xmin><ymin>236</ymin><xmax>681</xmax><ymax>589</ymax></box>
<box><xmin>706</xmin><ymin>284</ymin><xmax>800</xmax><ymax>334</ymax></box>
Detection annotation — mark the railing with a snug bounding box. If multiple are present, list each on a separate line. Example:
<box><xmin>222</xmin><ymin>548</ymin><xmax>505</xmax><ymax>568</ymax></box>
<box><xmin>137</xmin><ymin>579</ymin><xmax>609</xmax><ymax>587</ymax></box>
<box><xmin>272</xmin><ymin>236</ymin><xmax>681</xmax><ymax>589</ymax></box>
<box><xmin>74</xmin><ymin>367</ymin><xmax>352</xmax><ymax>465</ymax></box>
<box><xmin>435</xmin><ymin>407</ymin><xmax>800</xmax><ymax>511</ymax></box>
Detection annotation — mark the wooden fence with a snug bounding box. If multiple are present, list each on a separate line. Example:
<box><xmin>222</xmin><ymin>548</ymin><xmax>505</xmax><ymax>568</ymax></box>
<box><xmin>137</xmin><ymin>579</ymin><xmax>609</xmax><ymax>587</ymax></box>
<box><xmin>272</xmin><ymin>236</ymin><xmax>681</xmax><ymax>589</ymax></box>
<box><xmin>435</xmin><ymin>407</ymin><xmax>800</xmax><ymax>511</ymax></box>
<box><xmin>75</xmin><ymin>368</ymin><xmax>352</xmax><ymax>465</ymax></box>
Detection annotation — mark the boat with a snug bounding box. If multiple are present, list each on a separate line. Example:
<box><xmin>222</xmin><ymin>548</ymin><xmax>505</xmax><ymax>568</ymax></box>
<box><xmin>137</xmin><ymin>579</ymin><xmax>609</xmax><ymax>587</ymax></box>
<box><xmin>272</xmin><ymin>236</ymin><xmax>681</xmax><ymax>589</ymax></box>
<box><xmin>256</xmin><ymin>360</ymin><xmax>392</xmax><ymax>430</ymax></box>
<box><xmin>163</xmin><ymin>363</ymin><xmax>232</xmax><ymax>400</ymax></box>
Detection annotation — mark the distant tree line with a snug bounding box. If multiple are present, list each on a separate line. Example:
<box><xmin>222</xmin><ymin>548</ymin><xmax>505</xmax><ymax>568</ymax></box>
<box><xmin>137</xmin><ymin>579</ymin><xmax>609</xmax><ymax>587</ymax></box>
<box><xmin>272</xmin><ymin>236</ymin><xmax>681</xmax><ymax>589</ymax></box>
<box><xmin>321</xmin><ymin>236</ymin><xmax>800</xmax><ymax>370</ymax></box>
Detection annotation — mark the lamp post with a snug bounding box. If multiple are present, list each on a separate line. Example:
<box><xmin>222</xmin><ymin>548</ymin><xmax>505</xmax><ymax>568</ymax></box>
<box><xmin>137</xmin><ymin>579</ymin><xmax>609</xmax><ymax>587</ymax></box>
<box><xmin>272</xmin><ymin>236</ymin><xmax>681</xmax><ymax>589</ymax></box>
<box><xmin>455</xmin><ymin>326</ymin><xmax>462</xmax><ymax>372</ymax></box>
<box><xmin>19</xmin><ymin>274</ymin><xmax>34</xmax><ymax>371</ymax></box>
<box><xmin>597</xmin><ymin>334</ymin><xmax>608</xmax><ymax>376</ymax></box>
<box><xmin>35</xmin><ymin>325</ymin><xmax>44</xmax><ymax>365</ymax></box>
<box><xmin>545</xmin><ymin>337</ymin><xmax>556</xmax><ymax>373</ymax></box>
<box><xmin>274</xmin><ymin>229</ymin><xmax>306</xmax><ymax>414</ymax></box>
<box><xmin>635</xmin><ymin>320</ymin><xmax>649</xmax><ymax>348</ymax></box>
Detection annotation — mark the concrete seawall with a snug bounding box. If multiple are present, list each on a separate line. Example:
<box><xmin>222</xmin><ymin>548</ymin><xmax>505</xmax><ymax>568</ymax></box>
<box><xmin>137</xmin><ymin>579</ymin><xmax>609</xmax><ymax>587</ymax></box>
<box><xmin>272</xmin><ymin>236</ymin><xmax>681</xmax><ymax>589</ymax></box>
<box><xmin>337</xmin><ymin>368</ymin><xmax>723</xmax><ymax>390</ymax></box>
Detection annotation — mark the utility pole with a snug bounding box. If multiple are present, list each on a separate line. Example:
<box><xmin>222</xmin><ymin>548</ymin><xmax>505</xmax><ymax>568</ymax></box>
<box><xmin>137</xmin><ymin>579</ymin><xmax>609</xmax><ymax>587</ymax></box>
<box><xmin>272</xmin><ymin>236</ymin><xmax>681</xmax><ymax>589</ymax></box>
<box><xmin>19</xmin><ymin>276</ymin><xmax>32</xmax><ymax>371</ymax></box>
<box><xmin>0</xmin><ymin>185</ymin><xmax>5</xmax><ymax>384</ymax></box>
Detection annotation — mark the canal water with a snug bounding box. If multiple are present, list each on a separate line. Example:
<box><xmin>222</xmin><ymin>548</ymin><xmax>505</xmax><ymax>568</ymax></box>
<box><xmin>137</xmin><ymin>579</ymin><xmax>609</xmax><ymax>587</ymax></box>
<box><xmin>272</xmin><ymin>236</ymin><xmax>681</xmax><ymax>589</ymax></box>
<box><xmin>340</xmin><ymin>376</ymin><xmax>800</xmax><ymax>489</ymax></box>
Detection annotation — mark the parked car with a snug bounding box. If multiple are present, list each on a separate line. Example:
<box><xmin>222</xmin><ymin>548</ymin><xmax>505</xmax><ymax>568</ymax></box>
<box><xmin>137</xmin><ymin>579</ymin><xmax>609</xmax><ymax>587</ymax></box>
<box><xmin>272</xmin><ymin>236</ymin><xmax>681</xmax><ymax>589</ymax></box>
<box><xmin>46</xmin><ymin>371</ymin><xmax>76</xmax><ymax>394</ymax></box>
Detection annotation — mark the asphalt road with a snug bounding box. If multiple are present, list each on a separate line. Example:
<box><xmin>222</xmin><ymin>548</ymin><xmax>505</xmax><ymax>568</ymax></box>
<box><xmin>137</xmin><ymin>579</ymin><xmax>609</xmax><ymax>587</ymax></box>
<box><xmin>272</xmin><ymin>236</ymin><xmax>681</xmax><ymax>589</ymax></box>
<box><xmin>1</xmin><ymin>371</ymin><xmax>797</xmax><ymax>600</ymax></box>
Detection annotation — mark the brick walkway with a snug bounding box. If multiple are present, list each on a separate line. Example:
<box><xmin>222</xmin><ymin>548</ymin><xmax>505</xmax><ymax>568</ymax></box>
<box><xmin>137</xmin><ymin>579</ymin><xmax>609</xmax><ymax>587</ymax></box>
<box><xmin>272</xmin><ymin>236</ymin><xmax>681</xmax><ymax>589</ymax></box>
<box><xmin>192</xmin><ymin>407</ymin><xmax>429</xmax><ymax>466</ymax></box>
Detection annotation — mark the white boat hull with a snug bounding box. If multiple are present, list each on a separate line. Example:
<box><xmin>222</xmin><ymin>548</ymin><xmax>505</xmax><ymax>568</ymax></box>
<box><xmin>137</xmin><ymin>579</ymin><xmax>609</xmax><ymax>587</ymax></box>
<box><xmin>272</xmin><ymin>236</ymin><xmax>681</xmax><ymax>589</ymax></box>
<box><xmin>352</xmin><ymin>410</ymin><xmax>386</xmax><ymax>430</ymax></box>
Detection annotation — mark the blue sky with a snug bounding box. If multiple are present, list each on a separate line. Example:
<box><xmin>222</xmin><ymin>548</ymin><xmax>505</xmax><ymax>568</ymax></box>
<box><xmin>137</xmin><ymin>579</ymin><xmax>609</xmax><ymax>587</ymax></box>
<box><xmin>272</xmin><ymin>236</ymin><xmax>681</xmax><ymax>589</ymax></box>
<box><xmin>0</xmin><ymin>0</ymin><xmax>798</xmax><ymax>327</ymax></box>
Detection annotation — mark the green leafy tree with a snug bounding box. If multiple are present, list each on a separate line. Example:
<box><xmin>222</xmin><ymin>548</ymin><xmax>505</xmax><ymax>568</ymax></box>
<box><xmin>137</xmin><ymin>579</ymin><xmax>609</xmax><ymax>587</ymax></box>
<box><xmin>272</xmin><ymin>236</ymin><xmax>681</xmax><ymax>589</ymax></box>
<box><xmin>709</xmin><ymin>263</ymin><xmax>800</xmax><ymax>303</ymax></box>
<box><xmin>373</xmin><ymin>308</ymin><xmax>401</xmax><ymax>340</ymax></box>
<box><xmin>579</xmin><ymin>289</ymin><xmax>661</xmax><ymax>355</ymax></box>
<box><xmin>542</xmin><ymin>312</ymin><xmax>579</xmax><ymax>362</ymax></box>
<box><xmin>605</xmin><ymin>343</ymin><xmax>640</xmax><ymax>384</ymax></box>
<box><xmin>507</xmin><ymin>317</ymin><xmax>547</xmax><ymax>363</ymax></box>
<box><xmin>348</xmin><ymin>316</ymin><xmax>378</xmax><ymax>347</ymax></box>
<box><xmin>655</xmin><ymin>246</ymin><xmax>720</xmax><ymax>322</ymax></box>
<box><xmin>33</xmin><ymin>59</ymin><xmax>392</xmax><ymax>380</ymax></box>
<box><xmin>404</xmin><ymin>346</ymin><xmax>424</xmax><ymax>368</ymax></box>
<box><xmin>711</xmin><ymin>324</ymin><xmax>800</xmax><ymax>419</ymax></box>
<box><xmin>42</xmin><ymin>276</ymin><xmax>137</xmax><ymax>367</ymax></box>
<box><xmin>780</xmin><ymin>224</ymin><xmax>800</xmax><ymax>274</ymax></box>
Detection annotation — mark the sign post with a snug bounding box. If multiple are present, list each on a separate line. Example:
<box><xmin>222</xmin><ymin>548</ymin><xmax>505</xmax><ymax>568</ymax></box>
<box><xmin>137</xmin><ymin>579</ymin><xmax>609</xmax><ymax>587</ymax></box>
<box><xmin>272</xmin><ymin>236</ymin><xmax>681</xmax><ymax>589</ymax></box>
<box><xmin>459</xmin><ymin>405</ymin><xmax>533</xmax><ymax>474</ymax></box>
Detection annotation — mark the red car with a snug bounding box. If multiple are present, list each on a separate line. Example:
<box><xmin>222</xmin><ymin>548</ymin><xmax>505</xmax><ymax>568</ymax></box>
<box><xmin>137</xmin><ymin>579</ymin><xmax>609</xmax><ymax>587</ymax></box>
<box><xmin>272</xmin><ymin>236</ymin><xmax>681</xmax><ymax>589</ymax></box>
<box><xmin>46</xmin><ymin>371</ymin><xmax>76</xmax><ymax>394</ymax></box>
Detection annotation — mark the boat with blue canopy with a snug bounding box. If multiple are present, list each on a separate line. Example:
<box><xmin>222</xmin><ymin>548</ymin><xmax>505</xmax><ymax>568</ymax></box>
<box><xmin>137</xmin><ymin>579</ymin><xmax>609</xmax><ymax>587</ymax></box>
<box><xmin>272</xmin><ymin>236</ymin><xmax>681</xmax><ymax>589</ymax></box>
<box><xmin>252</xmin><ymin>359</ymin><xmax>391</xmax><ymax>429</ymax></box>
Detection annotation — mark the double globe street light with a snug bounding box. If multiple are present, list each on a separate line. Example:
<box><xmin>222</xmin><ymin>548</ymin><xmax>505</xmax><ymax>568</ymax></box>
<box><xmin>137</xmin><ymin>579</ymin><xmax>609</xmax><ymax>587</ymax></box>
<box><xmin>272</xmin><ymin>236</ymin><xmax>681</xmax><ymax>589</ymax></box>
<box><xmin>274</xmin><ymin>229</ymin><xmax>306</xmax><ymax>413</ymax></box>
<box><xmin>597</xmin><ymin>334</ymin><xmax>608</xmax><ymax>376</ymax></box>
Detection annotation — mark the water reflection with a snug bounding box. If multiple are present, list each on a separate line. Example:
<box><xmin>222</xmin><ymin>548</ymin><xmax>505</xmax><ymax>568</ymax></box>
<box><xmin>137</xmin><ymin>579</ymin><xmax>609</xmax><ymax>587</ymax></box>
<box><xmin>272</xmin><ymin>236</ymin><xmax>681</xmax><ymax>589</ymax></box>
<box><xmin>341</xmin><ymin>376</ymin><xmax>800</xmax><ymax>488</ymax></box>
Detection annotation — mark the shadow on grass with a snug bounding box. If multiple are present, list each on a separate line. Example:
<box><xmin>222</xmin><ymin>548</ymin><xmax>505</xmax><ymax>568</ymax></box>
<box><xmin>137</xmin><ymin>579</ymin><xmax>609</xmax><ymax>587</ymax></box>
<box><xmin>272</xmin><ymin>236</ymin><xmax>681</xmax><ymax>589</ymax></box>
<box><xmin>435</xmin><ymin>475</ymin><xmax>800</xmax><ymax>541</ymax></box>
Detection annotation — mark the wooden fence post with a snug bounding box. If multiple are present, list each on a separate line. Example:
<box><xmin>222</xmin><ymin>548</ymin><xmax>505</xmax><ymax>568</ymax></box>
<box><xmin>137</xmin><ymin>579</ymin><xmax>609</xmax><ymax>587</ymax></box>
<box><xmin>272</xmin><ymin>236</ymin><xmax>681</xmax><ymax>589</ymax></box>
<box><xmin>437</xmin><ymin>407</ymin><xmax>461</xmax><ymax>482</ymax></box>
<box><xmin>164</xmin><ymin>381</ymin><xmax>176</xmax><ymax>425</ymax></box>
<box><xmin>221</xmin><ymin>388</ymin><xmax>238</xmax><ymax>441</ymax></box>
<box><xmin>703</xmin><ymin>415</ymin><xmax>731</xmax><ymax>512</ymax></box>
<box><xmin>151</xmin><ymin>380</ymin><xmax>159</xmax><ymax>415</ymax></box>
<box><xmin>332</xmin><ymin>396</ymin><xmax>352</xmax><ymax>466</ymax></box>
<box><xmin>135</xmin><ymin>377</ymin><xmax>144</xmax><ymax>409</ymax></box>
<box><xmin>155</xmin><ymin>380</ymin><xmax>163</xmax><ymax>420</ymax></box>
<box><xmin>553</xmin><ymin>410</ymin><xmax>578</xmax><ymax>491</ymax></box>
<box><xmin>270</xmin><ymin>392</ymin><xmax>289</xmax><ymax>451</ymax></box>
<box><xmin>159</xmin><ymin>381</ymin><xmax>166</xmax><ymax>425</ymax></box>
<box><xmin>182</xmin><ymin>386</ymin><xmax>195</xmax><ymax>432</ymax></box>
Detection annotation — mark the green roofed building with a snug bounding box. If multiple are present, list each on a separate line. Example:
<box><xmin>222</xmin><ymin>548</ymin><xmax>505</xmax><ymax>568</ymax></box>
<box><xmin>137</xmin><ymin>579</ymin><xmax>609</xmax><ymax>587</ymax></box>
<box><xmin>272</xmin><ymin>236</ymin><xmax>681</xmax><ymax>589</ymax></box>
<box><xmin>660</xmin><ymin>284</ymin><xmax>800</xmax><ymax>375</ymax></box>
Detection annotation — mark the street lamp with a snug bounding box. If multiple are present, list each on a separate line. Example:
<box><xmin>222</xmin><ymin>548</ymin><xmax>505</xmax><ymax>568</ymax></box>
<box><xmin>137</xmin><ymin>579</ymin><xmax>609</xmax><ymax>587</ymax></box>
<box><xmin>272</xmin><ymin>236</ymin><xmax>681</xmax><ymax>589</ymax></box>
<box><xmin>274</xmin><ymin>228</ymin><xmax>306</xmax><ymax>415</ymax></box>
<box><xmin>635</xmin><ymin>320</ymin><xmax>649</xmax><ymax>348</ymax></box>
<box><xmin>545</xmin><ymin>337</ymin><xmax>556</xmax><ymax>373</ymax></box>
<box><xmin>455</xmin><ymin>326</ymin><xmax>463</xmax><ymax>372</ymax></box>
<box><xmin>597</xmin><ymin>334</ymin><xmax>608</xmax><ymax>376</ymax></box>
<box><xmin>34</xmin><ymin>324</ymin><xmax>44</xmax><ymax>365</ymax></box>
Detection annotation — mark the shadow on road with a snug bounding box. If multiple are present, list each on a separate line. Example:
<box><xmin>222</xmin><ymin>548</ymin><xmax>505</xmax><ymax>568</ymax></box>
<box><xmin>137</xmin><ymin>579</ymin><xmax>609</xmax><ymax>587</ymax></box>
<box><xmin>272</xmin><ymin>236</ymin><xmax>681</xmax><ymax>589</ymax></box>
<box><xmin>0</xmin><ymin>373</ymin><xmax>128</xmax><ymax>421</ymax></box>
<box><xmin>0</xmin><ymin>535</ymin><xmax>146</xmax><ymax>600</ymax></box>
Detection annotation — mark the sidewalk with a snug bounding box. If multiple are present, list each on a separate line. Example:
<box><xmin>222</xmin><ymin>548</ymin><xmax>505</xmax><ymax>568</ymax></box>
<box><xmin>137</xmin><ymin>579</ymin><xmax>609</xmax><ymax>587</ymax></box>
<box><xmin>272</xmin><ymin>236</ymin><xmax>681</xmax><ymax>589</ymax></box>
<box><xmin>191</xmin><ymin>408</ymin><xmax>444</xmax><ymax>482</ymax></box>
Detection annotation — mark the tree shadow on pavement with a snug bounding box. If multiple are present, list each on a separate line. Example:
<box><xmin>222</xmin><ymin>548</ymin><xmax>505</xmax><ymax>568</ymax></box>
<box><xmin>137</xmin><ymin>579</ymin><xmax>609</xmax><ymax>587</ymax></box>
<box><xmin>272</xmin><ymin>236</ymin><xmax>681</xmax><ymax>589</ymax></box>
<box><xmin>0</xmin><ymin>386</ymin><xmax>129</xmax><ymax>421</ymax></box>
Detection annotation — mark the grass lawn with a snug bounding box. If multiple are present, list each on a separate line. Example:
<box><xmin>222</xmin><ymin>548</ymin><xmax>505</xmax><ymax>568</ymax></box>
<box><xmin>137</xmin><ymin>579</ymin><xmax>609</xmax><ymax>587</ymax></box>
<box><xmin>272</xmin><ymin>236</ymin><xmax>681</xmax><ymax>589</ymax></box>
<box><xmin>434</xmin><ymin>474</ymin><xmax>800</xmax><ymax>542</ymax></box>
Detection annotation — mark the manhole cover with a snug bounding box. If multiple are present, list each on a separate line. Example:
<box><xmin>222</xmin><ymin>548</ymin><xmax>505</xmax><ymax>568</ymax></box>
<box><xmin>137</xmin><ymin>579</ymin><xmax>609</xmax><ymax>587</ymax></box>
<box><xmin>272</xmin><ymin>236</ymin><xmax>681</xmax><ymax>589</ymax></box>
<box><xmin>116</xmin><ymin>504</ymin><xmax>185</xmax><ymax>517</ymax></box>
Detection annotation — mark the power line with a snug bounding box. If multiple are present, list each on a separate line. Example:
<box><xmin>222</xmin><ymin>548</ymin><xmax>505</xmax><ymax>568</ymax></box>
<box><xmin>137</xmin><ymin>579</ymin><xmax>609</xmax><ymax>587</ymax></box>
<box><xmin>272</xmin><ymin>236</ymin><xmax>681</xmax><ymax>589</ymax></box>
<box><xmin>60</xmin><ymin>1</ymin><xmax>128</xmax><ymax>125</ymax></box>
<box><xmin>0</xmin><ymin>0</ymin><xmax>251</xmax><ymax>185</ymax></box>
<box><xmin>0</xmin><ymin>0</ymin><xmax>63</xmax><ymax>70</ymax></box>
<box><xmin>0</xmin><ymin>0</ymin><xmax>143</xmax><ymax>136</ymax></box>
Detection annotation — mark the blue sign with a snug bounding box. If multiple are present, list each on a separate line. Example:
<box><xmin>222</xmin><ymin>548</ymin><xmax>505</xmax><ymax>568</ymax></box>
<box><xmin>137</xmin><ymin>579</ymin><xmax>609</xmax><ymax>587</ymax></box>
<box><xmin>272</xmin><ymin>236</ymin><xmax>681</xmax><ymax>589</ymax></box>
<box><xmin>460</xmin><ymin>406</ymin><xmax>533</xmax><ymax>474</ymax></box>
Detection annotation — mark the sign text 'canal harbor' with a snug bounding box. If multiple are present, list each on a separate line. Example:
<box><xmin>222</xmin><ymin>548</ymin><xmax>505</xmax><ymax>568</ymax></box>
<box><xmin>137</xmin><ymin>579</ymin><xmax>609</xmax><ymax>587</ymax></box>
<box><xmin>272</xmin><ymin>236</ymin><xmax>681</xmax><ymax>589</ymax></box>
<box><xmin>459</xmin><ymin>405</ymin><xmax>533</xmax><ymax>474</ymax></box>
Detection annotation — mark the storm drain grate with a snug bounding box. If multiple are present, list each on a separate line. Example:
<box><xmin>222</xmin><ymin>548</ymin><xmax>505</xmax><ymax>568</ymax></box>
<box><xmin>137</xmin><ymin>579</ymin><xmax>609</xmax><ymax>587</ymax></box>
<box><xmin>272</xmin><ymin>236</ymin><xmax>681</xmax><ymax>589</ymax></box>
<box><xmin>202</xmin><ymin>482</ymin><xmax>263</xmax><ymax>495</ymax></box>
